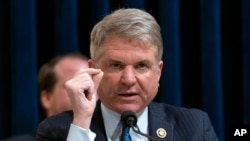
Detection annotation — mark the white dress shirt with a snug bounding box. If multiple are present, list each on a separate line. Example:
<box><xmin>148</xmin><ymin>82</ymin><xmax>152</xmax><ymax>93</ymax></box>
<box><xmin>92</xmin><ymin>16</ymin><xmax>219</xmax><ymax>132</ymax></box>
<box><xmin>67</xmin><ymin>103</ymin><xmax>149</xmax><ymax>141</ymax></box>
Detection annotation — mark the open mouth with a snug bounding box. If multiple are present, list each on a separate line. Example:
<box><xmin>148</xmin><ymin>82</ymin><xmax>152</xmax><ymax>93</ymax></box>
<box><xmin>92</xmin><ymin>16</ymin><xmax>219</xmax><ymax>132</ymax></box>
<box><xmin>119</xmin><ymin>93</ymin><xmax>137</xmax><ymax>97</ymax></box>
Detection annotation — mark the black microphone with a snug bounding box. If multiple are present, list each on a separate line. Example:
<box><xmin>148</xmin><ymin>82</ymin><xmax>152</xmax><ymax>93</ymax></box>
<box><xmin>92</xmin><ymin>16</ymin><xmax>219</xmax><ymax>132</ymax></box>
<box><xmin>121</xmin><ymin>111</ymin><xmax>159</xmax><ymax>141</ymax></box>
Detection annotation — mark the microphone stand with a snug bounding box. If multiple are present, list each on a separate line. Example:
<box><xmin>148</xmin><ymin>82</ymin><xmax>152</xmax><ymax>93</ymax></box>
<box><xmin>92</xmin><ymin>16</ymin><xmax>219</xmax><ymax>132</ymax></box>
<box><xmin>121</xmin><ymin>111</ymin><xmax>159</xmax><ymax>141</ymax></box>
<box><xmin>131</xmin><ymin>125</ymin><xmax>159</xmax><ymax>141</ymax></box>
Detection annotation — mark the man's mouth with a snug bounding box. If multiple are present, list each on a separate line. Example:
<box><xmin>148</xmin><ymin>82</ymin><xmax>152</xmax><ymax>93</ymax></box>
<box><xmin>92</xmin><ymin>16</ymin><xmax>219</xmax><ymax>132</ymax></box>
<box><xmin>119</xmin><ymin>93</ymin><xmax>137</xmax><ymax>97</ymax></box>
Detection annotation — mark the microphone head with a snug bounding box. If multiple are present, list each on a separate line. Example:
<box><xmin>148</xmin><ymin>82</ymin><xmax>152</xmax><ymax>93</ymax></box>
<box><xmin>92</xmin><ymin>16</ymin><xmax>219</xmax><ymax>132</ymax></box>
<box><xmin>121</xmin><ymin>111</ymin><xmax>137</xmax><ymax>127</ymax></box>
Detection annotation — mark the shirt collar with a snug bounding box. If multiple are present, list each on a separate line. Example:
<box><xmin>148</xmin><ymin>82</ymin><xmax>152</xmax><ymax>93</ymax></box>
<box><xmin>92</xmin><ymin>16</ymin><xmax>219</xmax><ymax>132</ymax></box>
<box><xmin>101</xmin><ymin>103</ymin><xmax>120</xmax><ymax>139</ymax></box>
<box><xmin>101</xmin><ymin>103</ymin><xmax>148</xmax><ymax>140</ymax></box>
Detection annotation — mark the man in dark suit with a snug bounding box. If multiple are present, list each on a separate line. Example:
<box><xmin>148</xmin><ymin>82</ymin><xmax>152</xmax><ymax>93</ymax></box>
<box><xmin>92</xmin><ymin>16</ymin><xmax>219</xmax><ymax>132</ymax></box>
<box><xmin>36</xmin><ymin>8</ymin><xmax>218</xmax><ymax>141</ymax></box>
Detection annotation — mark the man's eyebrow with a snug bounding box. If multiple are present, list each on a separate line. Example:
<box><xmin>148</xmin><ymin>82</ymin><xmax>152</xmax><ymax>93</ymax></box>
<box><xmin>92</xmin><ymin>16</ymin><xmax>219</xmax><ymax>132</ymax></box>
<box><xmin>136</xmin><ymin>60</ymin><xmax>151</xmax><ymax>64</ymax></box>
<box><xmin>107</xmin><ymin>58</ymin><xmax>123</xmax><ymax>63</ymax></box>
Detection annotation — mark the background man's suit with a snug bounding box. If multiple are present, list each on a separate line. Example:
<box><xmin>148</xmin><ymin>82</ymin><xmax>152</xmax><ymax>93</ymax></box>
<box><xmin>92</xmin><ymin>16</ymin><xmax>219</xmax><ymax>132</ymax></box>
<box><xmin>0</xmin><ymin>132</ymin><xmax>35</xmax><ymax>141</ymax></box>
<box><xmin>36</xmin><ymin>101</ymin><xmax>218</xmax><ymax>141</ymax></box>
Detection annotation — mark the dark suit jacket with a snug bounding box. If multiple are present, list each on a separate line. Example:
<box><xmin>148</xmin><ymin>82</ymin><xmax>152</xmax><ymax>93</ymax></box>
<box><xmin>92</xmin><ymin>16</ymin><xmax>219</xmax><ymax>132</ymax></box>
<box><xmin>0</xmin><ymin>132</ymin><xmax>36</xmax><ymax>141</ymax></box>
<box><xmin>36</xmin><ymin>102</ymin><xmax>218</xmax><ymax>141</ymax></box>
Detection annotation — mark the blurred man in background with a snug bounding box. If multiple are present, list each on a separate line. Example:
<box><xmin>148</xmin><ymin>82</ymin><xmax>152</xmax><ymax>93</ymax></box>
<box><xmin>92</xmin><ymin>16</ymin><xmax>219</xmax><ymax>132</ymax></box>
<box><xmin>1</xmin><ymin>53</ymin><xmax>89</xmax><ymax>141</ymax></box>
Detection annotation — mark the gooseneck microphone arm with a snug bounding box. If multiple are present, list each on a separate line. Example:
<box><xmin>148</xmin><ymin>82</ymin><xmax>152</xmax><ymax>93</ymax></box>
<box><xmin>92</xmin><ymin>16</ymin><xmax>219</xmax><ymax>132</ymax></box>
<box><xmin>121</xmin><ymin>111</ymin><xmax>159</xmax><ymax>141</ymax></box>
<box><xmin>131</xmin><ymin>125</ymin><xmax>159</xmax><ymax>141</ymax></box>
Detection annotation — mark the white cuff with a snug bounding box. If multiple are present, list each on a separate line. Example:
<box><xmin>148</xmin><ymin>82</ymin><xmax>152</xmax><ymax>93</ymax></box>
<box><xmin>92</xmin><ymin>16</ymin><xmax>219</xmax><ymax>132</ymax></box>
<box><xmin>67</xmin><ymin>124</ymin><xmax>96</xmax><ymax>141</ymax></box>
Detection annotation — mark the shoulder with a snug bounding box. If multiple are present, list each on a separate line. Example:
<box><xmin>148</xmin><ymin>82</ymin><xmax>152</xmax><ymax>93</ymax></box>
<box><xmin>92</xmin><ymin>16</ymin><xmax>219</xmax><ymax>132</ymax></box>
<box><xmin>150</xmin><ymin>102</ymin><xmax>208</xmax><ymax>119</ymax></box>
<box><xmin>36</xmin><ymin>111</ymin><xmax>73</xmax><ymax>141</ymax></box>
<box><xmin>38</xmin><ymin>110</ymin><xmax>73</xmax><ymax>129</ymax></box>
<box><xmin>149</xmin><ymin>103</ymin><xmax>218</xmax><ymax>140</ymax></box>
<box><xmin>1</xmin><ymin>132</ymin><xmax>35</xmax><ymax>141</ymax></box>
<box><xmin>149</xmin><ymin>102</ymin><xmax>212</xmax><ymax>129</ymax></box>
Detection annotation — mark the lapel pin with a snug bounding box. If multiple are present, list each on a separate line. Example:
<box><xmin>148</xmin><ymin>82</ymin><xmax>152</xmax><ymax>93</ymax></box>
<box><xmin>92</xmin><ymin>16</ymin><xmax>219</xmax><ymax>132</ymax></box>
<box><xmin>156</xmin><ymin>128</ymin><xmax>167</xmax><ymax>138</ymax></box>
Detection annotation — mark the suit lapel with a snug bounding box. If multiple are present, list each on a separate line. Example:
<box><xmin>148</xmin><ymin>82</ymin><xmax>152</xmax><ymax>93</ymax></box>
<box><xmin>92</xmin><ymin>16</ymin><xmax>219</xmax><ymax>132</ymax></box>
<box><xmin>148</xmin><ymin>103</ymin><xmax>174</xmax><ymax>141</ymax></box>
<box><xmin>91</xmin><ymin>101</ymin><xmax>108</xmax><ymax>141</ymax></box>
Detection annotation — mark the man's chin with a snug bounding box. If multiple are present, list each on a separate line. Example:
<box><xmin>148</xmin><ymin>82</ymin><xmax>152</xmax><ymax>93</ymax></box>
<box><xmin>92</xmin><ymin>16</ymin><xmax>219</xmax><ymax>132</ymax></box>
<box><xmin>115</xmin><ymin>104</ymin><xmax>140</xmax><ymax>114</ymax></box>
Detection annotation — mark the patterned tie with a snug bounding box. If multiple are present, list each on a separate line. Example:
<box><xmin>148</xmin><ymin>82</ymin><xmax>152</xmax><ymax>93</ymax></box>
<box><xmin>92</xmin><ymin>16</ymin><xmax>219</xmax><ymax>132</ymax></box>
<box><xmin>120</xmin><ymin>126</ymin><xmax>132</xmax><ymax>141</ymax></box>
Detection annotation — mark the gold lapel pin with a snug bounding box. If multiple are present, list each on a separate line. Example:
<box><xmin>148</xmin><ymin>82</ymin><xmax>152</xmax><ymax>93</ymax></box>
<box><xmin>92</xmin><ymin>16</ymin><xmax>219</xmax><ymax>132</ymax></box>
<box><xmin>156</xmin><ymin>128</ymin><xmax>167</xmax><ymax>138</ymax></box>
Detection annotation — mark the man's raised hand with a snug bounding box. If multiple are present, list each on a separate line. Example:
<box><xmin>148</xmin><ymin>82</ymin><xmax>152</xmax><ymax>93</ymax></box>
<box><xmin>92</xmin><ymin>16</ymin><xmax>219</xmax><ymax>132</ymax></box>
<box><xmin>65</xmin><ymin>68</ymin><xmax>103</xmax><ymax>129</ymax></box>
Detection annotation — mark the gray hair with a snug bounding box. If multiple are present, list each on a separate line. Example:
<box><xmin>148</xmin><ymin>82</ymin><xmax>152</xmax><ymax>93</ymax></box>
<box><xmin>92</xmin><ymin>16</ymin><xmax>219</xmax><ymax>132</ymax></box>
<box><xmin>90</xmin><ymin>8</ymin><xmax>163</xmax><ymax>62</ymax></box>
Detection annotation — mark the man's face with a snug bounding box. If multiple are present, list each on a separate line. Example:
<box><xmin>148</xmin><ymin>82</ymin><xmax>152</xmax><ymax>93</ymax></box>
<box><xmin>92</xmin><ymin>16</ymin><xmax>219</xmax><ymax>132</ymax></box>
<box><xmin>93</xmin><ymin>36</ymin><xmax>163</xmax><ymax>114</ymax></box>
<box><xmin>47</xmin><ymin>57</ymin><xmax>88</xmax><ymax>116</ymax></box>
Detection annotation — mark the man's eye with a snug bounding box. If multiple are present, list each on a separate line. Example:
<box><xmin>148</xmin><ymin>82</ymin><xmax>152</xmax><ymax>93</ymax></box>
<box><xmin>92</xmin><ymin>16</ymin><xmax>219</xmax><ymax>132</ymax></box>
<box><xmin>137</xmin><ymin>63</ymin><xmax>148</xmax><ymax>70</ymax></box>
<box><xmin>110</xmin><ymin>63</ymin><xmax>121</xmax><ymax>69</ymax></box>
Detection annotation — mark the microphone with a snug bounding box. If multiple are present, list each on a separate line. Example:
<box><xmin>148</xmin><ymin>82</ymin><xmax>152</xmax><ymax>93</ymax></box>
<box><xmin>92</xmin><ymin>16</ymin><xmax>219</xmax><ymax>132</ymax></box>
<box><xmin>121</xmin><ymin>111</ymin><xmax>159</xmax><ymax>141</ymax></box>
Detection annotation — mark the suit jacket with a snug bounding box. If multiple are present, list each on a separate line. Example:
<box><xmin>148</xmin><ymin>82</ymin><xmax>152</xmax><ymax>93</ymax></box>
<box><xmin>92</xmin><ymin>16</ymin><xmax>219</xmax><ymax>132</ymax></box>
<box><xmin>0</xmin><ymin>132</ymin><xmax>36</xmax><ymax>141</ymax></box>
<box><xmin>36</xmin><ymin>102</ymin><xmax>218</xmax><ymax>141</ymax></box>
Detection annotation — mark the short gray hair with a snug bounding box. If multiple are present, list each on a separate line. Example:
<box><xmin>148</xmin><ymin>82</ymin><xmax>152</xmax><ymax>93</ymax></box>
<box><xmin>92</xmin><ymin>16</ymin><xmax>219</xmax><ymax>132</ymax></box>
<box><xmin>90</xmin><ymin>8</ymin><xmax>163</xmax><ymax>62</ymax></box>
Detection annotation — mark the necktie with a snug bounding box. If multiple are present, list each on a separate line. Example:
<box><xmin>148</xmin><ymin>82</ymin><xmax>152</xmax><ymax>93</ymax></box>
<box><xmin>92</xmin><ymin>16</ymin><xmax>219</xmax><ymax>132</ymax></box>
<box><xmin>120</xmin><ymin>126</ymin><xmax>132</xmax><ymax>141</ymax></box>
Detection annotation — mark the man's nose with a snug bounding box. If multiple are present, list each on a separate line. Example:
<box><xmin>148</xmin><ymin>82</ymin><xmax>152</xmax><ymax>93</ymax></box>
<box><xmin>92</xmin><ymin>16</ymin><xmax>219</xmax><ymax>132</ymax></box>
<box><xmin>121</xmin><ymin>66</ymin><xmax>136</xmax><ymax>87</ymax></box>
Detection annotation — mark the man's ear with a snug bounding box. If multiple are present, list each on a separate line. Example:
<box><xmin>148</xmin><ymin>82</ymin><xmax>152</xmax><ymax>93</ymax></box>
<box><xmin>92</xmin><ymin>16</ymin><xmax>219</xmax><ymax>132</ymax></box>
<box><xmin>40</xmin><ymin>90</ymin><xmax>52</xmax><ymax>111</ymax></box>
<box><xmin>88</xmin><ymin>59</ymin><xmax>95</xmax><ymax>68</ymax></box>
<box><xmin>159</xmin><ymin>61</ymin><xmax>163</xmax><ymax>71</ymax></box>
<box><xmin>157</xmin><ymin>61</ymin><xmax>163</xmax><ymax>79</ymax></box>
